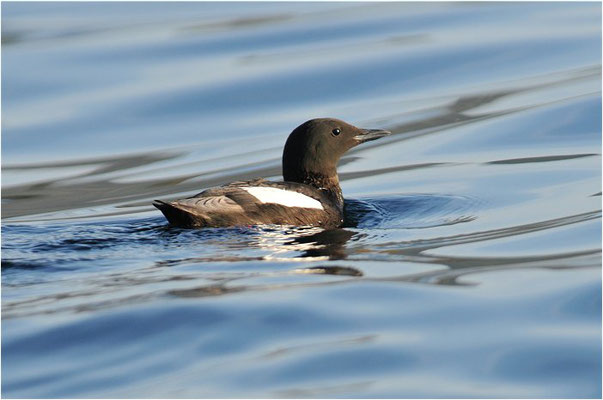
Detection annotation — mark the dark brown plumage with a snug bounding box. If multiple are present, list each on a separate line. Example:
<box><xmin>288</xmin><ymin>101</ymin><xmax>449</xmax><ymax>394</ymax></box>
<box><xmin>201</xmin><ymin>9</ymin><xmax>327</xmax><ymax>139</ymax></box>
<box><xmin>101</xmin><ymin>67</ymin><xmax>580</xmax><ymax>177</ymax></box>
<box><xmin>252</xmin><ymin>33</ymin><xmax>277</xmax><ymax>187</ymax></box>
<box><xmin>154</xmin><ymin>118</ymin><xmax>390</xmax><ymax>228</ymax></box>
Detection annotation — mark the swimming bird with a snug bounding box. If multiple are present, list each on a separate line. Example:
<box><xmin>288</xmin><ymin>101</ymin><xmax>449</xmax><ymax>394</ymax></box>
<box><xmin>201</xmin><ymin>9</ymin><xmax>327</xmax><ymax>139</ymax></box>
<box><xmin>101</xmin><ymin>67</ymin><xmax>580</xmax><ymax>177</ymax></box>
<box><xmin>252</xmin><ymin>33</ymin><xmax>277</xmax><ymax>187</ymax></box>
<box><xmin>154</xmin><ymin>118</ymin><xmax>390</xmax><ymax>228</ymax></box>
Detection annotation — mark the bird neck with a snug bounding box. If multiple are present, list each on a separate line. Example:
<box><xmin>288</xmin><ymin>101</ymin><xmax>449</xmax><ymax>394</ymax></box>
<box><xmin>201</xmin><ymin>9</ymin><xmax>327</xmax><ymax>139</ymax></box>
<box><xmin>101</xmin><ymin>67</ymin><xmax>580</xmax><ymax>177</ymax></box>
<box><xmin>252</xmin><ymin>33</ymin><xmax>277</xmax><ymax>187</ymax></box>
<box><xmin>288</xmin><ymin>170</ymin><xmax>344</xmax><ymax>209</ymax></box>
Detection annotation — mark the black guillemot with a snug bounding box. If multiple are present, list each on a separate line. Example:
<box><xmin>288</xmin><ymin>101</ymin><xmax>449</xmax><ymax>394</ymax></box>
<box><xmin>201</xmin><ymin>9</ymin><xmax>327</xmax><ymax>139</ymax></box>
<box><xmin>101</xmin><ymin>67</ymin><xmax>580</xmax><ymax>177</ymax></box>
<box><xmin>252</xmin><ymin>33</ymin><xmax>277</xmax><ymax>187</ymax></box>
<box><xmin>154</xmin><ymin>118</ymin><xmax>391</xmax><ymax>228</ymax></box>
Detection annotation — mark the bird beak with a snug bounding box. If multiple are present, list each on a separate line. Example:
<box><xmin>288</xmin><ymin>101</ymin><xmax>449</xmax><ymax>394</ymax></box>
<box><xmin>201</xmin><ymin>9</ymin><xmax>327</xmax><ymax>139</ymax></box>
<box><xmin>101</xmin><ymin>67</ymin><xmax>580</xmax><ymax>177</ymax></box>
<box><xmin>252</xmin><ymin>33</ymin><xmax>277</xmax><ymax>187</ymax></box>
<box><xmin>354</xmin><ymin>128</ymin><xmax>392</xmax><ymax>143</ymax></box>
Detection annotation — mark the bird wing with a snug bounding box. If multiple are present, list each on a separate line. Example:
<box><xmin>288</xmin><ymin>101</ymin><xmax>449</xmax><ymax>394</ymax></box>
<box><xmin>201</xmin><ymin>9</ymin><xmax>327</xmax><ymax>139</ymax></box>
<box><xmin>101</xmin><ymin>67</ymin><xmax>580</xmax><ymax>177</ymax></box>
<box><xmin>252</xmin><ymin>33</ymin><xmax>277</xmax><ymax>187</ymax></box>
<box><xmin>170</xmin><ymin>195</ymin><xmax>245</xmax><ymax>213</ymax></box>
<box><xmin>154</xmin><ymin>180</ymin><xmax>333</xmax><ymax>227</ymax></box>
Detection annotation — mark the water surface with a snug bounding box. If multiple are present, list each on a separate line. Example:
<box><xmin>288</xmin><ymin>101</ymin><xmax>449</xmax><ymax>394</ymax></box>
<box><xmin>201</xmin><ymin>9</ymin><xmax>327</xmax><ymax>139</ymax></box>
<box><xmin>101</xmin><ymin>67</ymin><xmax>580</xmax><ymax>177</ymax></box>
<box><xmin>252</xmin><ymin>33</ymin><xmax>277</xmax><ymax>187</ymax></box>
<box><xmin>2</xmin><ymin>2</ymin><xmax>601</xmax><ymax>398</ymax></box>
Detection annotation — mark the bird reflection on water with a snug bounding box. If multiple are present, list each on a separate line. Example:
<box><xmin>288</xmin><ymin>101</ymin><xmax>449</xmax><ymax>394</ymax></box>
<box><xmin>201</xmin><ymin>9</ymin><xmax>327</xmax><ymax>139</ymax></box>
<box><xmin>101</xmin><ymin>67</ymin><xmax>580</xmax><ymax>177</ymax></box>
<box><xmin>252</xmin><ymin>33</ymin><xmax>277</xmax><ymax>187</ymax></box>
<box><xmin>156</xmin><ymin>194</ymin><xmax>482</xmax><ymax>300</ymax></box>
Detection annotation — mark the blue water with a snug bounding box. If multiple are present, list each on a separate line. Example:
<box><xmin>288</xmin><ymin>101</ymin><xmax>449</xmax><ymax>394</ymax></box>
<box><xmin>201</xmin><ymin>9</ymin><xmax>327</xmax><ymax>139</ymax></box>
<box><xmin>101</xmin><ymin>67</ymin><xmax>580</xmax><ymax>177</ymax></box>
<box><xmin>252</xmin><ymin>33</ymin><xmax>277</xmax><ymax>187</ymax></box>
<box><xmin>2</xmin><ymin>2</ymin><xmax>601</xmax><ymax>398</ymax></box>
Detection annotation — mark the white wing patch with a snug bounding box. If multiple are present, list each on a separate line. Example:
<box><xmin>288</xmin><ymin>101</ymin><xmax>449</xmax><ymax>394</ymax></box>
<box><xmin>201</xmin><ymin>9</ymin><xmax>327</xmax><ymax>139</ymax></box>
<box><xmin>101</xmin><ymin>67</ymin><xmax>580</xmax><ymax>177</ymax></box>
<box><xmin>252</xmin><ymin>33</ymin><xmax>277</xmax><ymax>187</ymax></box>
<box><xmin>241</xmin><ymin>187</ymin><xmax>323</xmax><ymax>210</ymax></box>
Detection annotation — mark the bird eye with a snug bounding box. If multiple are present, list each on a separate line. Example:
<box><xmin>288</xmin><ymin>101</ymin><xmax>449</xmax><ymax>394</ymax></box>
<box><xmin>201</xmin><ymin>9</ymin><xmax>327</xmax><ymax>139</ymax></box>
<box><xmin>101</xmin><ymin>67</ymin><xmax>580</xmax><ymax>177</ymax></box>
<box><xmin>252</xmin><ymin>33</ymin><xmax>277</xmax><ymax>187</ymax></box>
<box><xmin>332</xmin><ymin>128</ymin><xmax>341</xmax><ymax>136</ymax></box>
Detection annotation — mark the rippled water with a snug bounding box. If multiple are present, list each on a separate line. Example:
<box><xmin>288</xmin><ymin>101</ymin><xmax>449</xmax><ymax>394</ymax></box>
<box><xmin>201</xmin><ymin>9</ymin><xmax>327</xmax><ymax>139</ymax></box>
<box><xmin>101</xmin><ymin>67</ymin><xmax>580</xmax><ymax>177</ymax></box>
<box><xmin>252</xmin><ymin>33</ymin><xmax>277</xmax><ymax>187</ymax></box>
<box><xmin>2</xmin><ymin>2</ymin><xmax>601</xmax><ymax>398</ymax></box>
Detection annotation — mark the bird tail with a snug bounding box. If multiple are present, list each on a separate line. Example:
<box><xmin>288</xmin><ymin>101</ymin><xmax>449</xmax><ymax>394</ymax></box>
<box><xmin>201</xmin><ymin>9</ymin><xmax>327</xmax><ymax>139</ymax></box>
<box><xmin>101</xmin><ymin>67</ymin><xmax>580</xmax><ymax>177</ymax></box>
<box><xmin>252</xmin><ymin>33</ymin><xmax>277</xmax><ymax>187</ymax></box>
<box><xmin>153</xmin><ymin>200</ymin><xmax>204</xmax><ymax>227</ymax></box>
